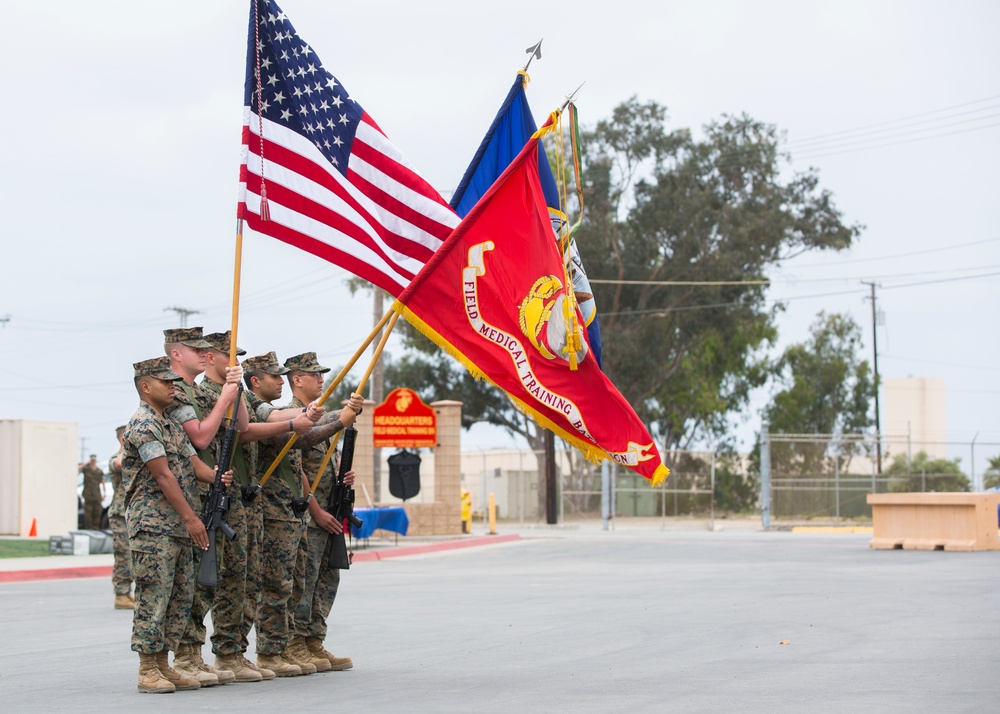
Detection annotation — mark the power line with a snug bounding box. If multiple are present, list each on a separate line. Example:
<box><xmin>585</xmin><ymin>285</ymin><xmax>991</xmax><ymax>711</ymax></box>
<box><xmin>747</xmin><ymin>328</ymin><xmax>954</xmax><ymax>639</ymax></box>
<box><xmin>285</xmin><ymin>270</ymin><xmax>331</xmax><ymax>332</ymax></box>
<box><xmin>781</xmin><ymin>237</ymin><xmax>1000</xmax><ymax>269</ymax></box>
<box><xmin>784</xmin><ymin>93</ymin><xmax>1000</xmax><ymax>147</ymax></box>
<box><xmin>793</xmin><ymin>120</ymin><xmax>1000</xmax><ymax>161</ymax></box>
<box><xmin>879</xmin><ymin>355</ymin><xmax>1000</xmax><ymax>373</ymax></box>
<box><xmin>599</xmin><ymin>270</ymin><xmax>997</xmax><ymax>317</ymax></box>
<box><xmin>593</xmin><ymin>263</ymin><xmax>1000</xmax><ymax>287</ymax></box>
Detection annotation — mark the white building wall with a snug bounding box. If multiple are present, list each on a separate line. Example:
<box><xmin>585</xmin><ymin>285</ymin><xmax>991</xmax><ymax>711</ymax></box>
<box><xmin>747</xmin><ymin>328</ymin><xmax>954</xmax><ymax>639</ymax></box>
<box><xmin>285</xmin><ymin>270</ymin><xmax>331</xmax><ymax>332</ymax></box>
<box><xmin>0</xmin><ymin>420</ymin><xmax>78</xmax><ymax>537</ymax></box>
<box><xmin>882</xmin><ymin>378</ymin><xmax>947</xmax><ymax>460</ymax></box>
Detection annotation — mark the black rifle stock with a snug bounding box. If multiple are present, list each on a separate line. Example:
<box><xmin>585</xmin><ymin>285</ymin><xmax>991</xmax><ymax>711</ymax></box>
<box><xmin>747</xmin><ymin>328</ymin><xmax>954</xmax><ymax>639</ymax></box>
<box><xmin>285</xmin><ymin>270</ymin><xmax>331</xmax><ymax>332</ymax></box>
<box><xmin>327</xmin><ymin>425</ymin><xmax>363</xmax><ymax>569</ymax></box>
<box><xmin>197</xmin><ymin>386</ymin><xmax>241</xmax><ymax>587</ymax></box>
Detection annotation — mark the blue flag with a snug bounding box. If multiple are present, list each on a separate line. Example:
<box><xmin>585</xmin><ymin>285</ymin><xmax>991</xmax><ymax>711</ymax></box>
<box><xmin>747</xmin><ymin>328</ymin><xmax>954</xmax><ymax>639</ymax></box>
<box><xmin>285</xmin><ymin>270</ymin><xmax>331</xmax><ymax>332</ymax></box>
<box><xmin>451</xmin><ymin>75</ymin><xmax>603</xmax><ymax>368</ymax></box>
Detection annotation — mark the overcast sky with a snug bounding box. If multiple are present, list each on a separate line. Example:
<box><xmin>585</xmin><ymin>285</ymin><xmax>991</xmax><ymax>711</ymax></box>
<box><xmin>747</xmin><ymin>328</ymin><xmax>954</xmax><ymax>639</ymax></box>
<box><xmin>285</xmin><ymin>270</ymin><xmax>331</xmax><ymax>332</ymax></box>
<box><xmin>2</xmin><ymin>0</ymin><xmax>998</xmax><ymax>472</ymax></box>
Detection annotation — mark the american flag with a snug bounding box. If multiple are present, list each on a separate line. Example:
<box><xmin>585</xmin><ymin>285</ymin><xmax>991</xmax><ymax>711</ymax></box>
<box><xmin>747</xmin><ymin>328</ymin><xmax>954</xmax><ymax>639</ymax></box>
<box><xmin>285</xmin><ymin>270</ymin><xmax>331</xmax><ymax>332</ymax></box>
<box><xmin>238</xmin><ymin>0</ymin><xmax>459</xmax><ymax>296</ymax></box>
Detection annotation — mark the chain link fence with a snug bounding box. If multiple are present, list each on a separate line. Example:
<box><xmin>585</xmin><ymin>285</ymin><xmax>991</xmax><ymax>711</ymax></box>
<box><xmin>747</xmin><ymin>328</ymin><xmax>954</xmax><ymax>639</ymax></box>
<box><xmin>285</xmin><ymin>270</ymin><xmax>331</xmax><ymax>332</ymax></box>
<box><xmin>760</xmin><ymin>430</ymin><xmax>999</xmax><ymax>525</ymax></box>
<box><xmin>462</xmin><ymin>431</ymin><xmax>998</xmax><ymax>527</ymax></box>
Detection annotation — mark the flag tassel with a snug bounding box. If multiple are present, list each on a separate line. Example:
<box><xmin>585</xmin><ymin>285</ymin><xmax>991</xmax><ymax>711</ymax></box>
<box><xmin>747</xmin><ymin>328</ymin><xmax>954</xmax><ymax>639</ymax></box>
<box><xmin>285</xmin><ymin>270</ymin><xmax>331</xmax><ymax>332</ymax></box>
<box><xmin>259</xmin><ymin>185</ymin><xmax>270</xmax><ymax>222</ymax></box>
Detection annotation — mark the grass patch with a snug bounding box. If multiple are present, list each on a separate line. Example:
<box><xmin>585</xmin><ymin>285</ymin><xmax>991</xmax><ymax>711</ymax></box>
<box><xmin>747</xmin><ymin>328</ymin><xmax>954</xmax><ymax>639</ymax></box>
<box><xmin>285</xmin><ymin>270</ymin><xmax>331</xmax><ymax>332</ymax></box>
<box><xmin>0</xmin><ymin>540</ymin><xmax>50</xmax><ymax>558</ymax></box>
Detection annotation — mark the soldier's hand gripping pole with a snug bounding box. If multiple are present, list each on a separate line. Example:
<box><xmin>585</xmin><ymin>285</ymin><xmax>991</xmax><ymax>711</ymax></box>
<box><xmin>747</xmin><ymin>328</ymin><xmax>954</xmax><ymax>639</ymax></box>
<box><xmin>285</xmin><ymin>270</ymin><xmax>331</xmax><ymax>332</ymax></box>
<box><xmin>197</xmin><ymin>385</ymin><xmax>242</xmax><ymax>587</ymax></box>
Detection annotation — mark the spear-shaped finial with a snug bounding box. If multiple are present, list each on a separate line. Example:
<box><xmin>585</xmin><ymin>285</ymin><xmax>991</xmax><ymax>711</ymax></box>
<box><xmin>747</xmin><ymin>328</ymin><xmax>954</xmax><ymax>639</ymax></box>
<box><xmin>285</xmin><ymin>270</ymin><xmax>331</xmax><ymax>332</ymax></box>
<box><xmin>523</xmin><ymin>39</ymin><xmax>543</xmax><ymax>71</ymax></box>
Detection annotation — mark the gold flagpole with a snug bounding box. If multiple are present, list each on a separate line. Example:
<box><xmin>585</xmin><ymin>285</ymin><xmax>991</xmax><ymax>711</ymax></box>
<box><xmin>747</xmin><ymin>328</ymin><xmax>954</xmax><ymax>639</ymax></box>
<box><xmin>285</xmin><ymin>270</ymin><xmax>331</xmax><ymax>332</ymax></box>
<box><xmin>259</xmin><ymin>308</ymin><xmax>396</xmax><ymax>486</ymax></box>
<box><xmin>226</xmin><ymin>222</ymin><xmax>244</xmax><ymax>420</ymax></box>
<box><xmin>309</xmin><ymin>311</ymin><xmax>399</xmax><ymax>493</ymax></box>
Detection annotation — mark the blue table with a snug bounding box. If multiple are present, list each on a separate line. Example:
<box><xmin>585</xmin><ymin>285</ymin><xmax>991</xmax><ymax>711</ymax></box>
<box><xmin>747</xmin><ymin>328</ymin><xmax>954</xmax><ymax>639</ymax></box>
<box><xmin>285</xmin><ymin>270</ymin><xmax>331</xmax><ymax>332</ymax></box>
<box><xmin>352</xmin><ymin>506</ymin><xmax>409</xmax><ymax>540</ymax></box>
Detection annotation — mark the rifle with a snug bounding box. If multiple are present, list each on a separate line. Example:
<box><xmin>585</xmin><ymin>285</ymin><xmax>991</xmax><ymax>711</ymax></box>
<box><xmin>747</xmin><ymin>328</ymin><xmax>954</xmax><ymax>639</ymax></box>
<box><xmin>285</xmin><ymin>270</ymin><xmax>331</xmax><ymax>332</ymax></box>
<box><xmin>327</xmin><ymin>425</ymin><xmax>363</xmax><ymax>569</ymax></box>
<box><xmin>196</xmin><ymin>385</ymin><xmax>241</xmax><ymax>587</ymax></box>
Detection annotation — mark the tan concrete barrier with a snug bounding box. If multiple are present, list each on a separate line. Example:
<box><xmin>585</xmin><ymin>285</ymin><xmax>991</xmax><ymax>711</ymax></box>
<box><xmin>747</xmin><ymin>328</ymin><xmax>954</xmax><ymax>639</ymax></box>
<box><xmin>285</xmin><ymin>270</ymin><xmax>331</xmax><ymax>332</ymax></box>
<box><xmin>867</xmin><ymin>492</ymin><xmax>1000</xmax><ymax>551</ymax></box>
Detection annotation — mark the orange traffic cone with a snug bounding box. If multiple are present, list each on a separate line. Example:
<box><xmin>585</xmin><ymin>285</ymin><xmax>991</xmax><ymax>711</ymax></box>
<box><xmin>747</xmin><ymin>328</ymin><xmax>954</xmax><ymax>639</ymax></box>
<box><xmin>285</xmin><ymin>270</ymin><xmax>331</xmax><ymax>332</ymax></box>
<box><xmin>28</xmin><ymin>518</ymin><xmax>37</xmax><ymax>537</ymax></box>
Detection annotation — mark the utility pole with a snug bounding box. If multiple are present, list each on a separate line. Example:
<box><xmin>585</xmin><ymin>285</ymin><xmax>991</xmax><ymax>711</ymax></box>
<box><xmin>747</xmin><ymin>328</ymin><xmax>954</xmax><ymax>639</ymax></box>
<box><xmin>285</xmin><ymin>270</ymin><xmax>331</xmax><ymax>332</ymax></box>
<box><xmin>371</xmin><ymin>289</ymin><xmax>385</xmax><ymax>501</ymax></box>
<box><xmin>164</xmin><ymin>306</ymin><xmax>201</xmax><ymax>327</ymax></box>
<box><xmin>545</xmin><ymin>430</ymin><xmax>557</xmax><ymax>524</ymax></box>
<box><xmin>862</xmin><ymin>282</ymin><xmax>882</xmax><ymax>474</ymax></box>
<box><xmin>0</xmin><ymin>314</ymin><xmax>10</xmax><ymax>328</ymax></box>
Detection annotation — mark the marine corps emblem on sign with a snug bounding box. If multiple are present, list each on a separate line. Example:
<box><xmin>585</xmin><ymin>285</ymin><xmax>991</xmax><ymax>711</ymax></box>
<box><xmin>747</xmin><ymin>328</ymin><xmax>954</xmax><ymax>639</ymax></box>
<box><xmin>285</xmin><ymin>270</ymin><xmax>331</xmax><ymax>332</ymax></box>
<box><xmin>518</xmin><ymin>275</ymin><xmax>589</xmax><ymax>365</ymax></box>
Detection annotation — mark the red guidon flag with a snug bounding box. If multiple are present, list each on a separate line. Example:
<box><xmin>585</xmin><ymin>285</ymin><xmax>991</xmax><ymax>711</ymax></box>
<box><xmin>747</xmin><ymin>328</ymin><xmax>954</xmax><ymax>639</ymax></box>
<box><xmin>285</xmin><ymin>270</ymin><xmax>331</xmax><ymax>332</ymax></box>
<box><xmin>393</xmin><ymin>133</ymin><xmax>669</xmax><ymax>485</ymax></box>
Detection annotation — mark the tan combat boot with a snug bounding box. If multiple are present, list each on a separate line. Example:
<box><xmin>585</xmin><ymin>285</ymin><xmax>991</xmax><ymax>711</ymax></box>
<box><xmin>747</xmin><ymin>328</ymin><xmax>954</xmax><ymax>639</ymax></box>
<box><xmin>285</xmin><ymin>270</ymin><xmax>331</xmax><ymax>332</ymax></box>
<box><xmin>240</xmin><ymin>654</ymin><xmax>275</xmax><ymax>680</ymax></box>
<box><xmin>154</xmin><ymin>650</ymin><xmax>201</xmax><ymax>691</ymax></box>
<box><xmin>214</xmin><ymin>653</ymin><xmax>263</xmax><ymax>683</ymax></box>
<box><xmin>256</xmin><ymin>652</ymin><xmax>302</xmax><ymax>677</ymax></box>
<box><xmin>190</xmin><ymin>644</ymin><xmax>235</xmax><ymax>684</ymax></box>
<box><xmin>172</xmin><ymin>643</ymin><xmax>219</xmax><ymax>687</ymax></box>
<box><xmin>306</xmin><ymin>636</ymin><xmax>354</xmax><ymax>671</ymax></box>
<box><xmin>115</xmin><ymin>593</ymin><xmax>134</xmax><ymax>610</ymax></box>
<box><xmin>286</xmin><ymin>635</ymin><xmax>328</xmax><ymax>672</ymax></box>
<box><xmin>137</xmin><ymin>652</ymin><xmax>175</xmax><ymax>694</ymax></box>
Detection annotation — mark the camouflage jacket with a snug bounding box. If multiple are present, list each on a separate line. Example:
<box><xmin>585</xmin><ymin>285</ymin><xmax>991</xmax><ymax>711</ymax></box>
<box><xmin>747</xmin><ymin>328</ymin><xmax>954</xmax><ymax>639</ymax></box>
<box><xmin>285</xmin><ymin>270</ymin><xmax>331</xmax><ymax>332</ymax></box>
<box><xmin>287</xmin><ymin>396</ymin><xmax>342</xmax><ymax>527</ymax></box>
<box><xmin>81</xmin><ymin>464</ymin><xmax>104</xmax><ymax>501</ymax></box>
<box><xmin>166</xmin><ymin>379</ymin><xmax>217</xmax><ymax>463</ymax></box>
<box><xmin>122</xmin><ymin>402</ymin><xmax>199</xmax><ymax>540</ymax></box>
<box><xmin>108</xmin><ymin>451</ymin><xmax>127</xmax><ymax>518</ymax></box>
<box><xmin>199</xmin><ymin>377</ymin><xmax>258</xmax><ymax>488</ymax></box>
<box><xmin>256</xmin><ymin>396</ymin><xmax>304</xmax><ymax>522</ymax></box>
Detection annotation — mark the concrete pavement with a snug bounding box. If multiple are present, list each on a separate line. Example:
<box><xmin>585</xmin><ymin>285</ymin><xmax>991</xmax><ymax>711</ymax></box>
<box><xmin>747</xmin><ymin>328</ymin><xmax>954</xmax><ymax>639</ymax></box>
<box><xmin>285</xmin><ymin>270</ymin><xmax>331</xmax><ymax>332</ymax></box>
<box><xmin>0</xmin><ymin>525</ymin><xmax>997</xmax><ymax>712</ymax></box>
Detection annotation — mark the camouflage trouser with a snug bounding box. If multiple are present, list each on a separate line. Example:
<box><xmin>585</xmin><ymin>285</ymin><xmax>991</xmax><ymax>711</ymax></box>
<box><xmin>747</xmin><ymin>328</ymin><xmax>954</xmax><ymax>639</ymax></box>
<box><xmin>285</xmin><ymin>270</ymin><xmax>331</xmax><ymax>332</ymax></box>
<box><xmin>129</xmin><ymin>530</ymin><xmax>194</xmax><ymax>654</ymax></box>
<box><xmin>181</xmin><ymin>496</ymin><xmax>249</xmax><ymax>655</ymax></box>
<box><xmin>256</xmin><ymin>517</ymin><xmax>305</xmax><ymax>655</ymax></box>
<box><xmin>292</xmin><ymin>526</ymin><xmax>341</xmax><ymax>640</ymax></box>
<box><xmin>84</xmin><ymin>499</ymin><xmax>102</xmax><ymax>530</ymax></box>
<box><xmin>241</xmin><ymin>498</ymin><xmax>264</xmax><ymax>653</ymax></box>
<box><xmin>109</xmin><ymin>515</ymin><xmax>132</xmax><ymax>596</ymax></box>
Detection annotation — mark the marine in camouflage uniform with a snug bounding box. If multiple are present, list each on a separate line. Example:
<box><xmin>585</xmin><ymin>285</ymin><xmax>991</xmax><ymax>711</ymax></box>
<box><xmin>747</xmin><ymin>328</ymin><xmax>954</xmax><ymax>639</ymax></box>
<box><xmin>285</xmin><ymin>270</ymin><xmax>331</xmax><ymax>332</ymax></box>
<box><xmin>163</xmin><ymin>326</ymin><xmax>245</xmax><ymax>688</ymax></box>
<box><xmin>108</xmin><ymin>425</ymin><xmax>134</xmax><ymax>609</ymax></box>
<box><xmin>283</xmin><ymin>352</ymin><xmax>360</xmax><ymax>672</ymax></box>
<box><xmin>242</xmin><ymin>351</ymin><xmax>356</xmax><ymax>677</ymax></box>
<box><xmin>188</xmin><ymin>332</ymin><xmax>272</xmax><ymax>684</ymax></box>
<box><xmin>123</xmin><ymin>356</ymin><xmax>226</xmax><ymax>694</ymax></box>
<box><xmin>80</xmin><ymin>456</ymin><xmax>105</xmax><ymax>529</ymax></box>
<box><xmin>206</xmin><ymin>350</ymin><xmax>319</xmax><ymax>676</ymax></box>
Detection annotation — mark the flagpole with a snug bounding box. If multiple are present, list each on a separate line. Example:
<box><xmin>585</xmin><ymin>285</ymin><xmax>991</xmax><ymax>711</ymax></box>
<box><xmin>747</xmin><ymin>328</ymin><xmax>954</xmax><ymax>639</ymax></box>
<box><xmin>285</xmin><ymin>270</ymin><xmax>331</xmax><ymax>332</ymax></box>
<box><xmin>259</xmin><ymin>308</ymin><xmax>396</xmax><ymax>487</ymax></box>
<box><xmin>226</xmin><ymin>221</ymin><xmax>244</xmax><ymax>420</ymax></box>
<box><xmin>309</xmin><ymin>311</ymin><xmax>399</xmax><ymax>494</ymax></box>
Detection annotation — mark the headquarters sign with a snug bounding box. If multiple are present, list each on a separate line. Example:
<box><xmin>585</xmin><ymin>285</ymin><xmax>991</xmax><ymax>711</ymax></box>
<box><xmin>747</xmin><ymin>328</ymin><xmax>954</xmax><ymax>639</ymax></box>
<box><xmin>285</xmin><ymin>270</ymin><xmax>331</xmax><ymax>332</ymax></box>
<box><xmin>372</xmin><ymin>388</ymin><xmax>437</xmax><ymax>448</ymax></box>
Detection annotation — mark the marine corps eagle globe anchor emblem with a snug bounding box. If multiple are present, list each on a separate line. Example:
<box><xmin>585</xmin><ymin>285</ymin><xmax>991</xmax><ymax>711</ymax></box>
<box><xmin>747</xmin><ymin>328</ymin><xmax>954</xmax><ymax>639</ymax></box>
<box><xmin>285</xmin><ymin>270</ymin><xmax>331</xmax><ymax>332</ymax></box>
<box><xmin>518</xmin><ymin>275</ymin><xmax>589</xmax><ymax>365</ymax></box>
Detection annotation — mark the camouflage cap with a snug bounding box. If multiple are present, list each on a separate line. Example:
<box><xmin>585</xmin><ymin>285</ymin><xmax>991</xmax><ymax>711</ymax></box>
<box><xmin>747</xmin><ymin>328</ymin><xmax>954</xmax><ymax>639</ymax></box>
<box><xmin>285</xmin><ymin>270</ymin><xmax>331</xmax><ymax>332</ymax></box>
<box><xmin>283</xmin><ymin>351</ymin><xmax>330</xmax><ymax>373</ymax></box>
<box><xmin>242</xmin><ymin>351</ymin><xmax>290</xmax><ymax>376</ymax></box>
<box><xmin>163</xmin><ymin>326</ymin><xmax>212</xmax><ymax>349</ymax></box>
<box><xmin>133</xmin><ymin>356</ymin><xmax>183</xmax><ymax>381</ymax></box>
<box><xmin>203</xmin><ymin>331</ymin><xmax>247</xmax><ymax>356</ymax></box>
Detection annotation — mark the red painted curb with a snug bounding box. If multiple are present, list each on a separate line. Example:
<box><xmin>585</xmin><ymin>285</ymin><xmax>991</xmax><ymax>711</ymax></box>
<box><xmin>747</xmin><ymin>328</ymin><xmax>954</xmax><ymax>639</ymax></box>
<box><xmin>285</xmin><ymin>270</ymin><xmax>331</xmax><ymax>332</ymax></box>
<box><xmin>353</xmin><ymin>533</ymin><xmax>520</xmax><ymax>562</ymax></box>
<box><xmin>0</xmin><ymin>534</ymin><xmax>522</xmax><ymax>583</ymax></box>
<box><xmin>0</xmin><ymin>565</ymin><xmax>112</xmax><ymax>583</ymax></box>
<box><xmin>372</xmin><ymin>533</ymin><xmax>520</xmax><ymax>560</ymax></box>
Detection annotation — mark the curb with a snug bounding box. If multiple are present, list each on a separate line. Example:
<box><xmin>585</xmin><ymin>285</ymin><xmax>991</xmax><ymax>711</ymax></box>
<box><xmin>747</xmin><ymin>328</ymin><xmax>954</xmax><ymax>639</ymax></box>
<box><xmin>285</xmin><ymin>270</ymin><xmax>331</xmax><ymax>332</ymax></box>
<box><xmin>0</xmin><ymin>566</ymin><xmax>113</xmax><ymax>583</ymax></box>
<box><xmin>0</xmin><ymin>534</ymin><xmax>521</xmax><ymax>583</ymax></box>
<box><xmin>790</xmin><ymin>526</ymin><xmax>873</xmax><ymax>534</ymax></box>
<box><xmin>352</xmin><ymin>533</ymin><xmax>520</xmax><ymax>562</ymax></box>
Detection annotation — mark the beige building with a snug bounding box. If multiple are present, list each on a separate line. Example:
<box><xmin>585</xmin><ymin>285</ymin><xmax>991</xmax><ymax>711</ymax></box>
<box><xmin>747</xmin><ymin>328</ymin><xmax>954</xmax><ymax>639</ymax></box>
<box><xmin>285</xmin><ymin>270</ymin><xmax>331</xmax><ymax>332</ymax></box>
<box><xmin>0</xmin><ymin>420</ymin><xmax>78</xmax><ymax>538</ymax></box>
<box><xmin>882</xmin><ymin>377</ymin><xmax>947</xmax><ymax>460</ymax></box>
